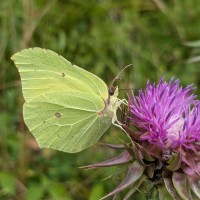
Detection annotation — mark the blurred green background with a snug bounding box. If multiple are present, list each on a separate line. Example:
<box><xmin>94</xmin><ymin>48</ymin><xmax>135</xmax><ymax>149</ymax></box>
<box><xmin>1</xmin><ymin>0</ymin><xmax>200</xmax><ymax>199</ymax></box>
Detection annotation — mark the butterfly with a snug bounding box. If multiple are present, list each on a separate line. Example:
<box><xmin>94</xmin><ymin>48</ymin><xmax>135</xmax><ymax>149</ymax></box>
<box><xmin>11</xmin><ymin>48</ymin><xmax>123</xmax><ymax>153</ymax></box>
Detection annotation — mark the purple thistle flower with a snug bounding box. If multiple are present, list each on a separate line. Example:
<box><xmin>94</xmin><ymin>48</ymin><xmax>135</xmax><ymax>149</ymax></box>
<box><xmin>82</xmin><ymin>78</ymin><xmax>200</xmax><ymax>199</ymax></box>
<box><xmin>129</xmin><ymin>78</ymin><xmax>200</xmax><ymax>150</ymax></box>
<box><xmin>128</xmin><ymin>77</ymin><xmax>200</xmax><ymax>185</ymax></box>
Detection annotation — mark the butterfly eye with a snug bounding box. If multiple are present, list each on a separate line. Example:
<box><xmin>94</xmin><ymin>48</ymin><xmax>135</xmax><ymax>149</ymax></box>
<box><xmin>108</xmin><ymin>86</ymin><xmax>116</xmax><ymax>96</ymax></box>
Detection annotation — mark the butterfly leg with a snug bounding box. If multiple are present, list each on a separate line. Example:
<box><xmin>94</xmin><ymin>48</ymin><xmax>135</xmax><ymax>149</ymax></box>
<box><xmin>118</xmin><ymin>98</ymin><xmax>128</xmax><ymax>106</ymax></box>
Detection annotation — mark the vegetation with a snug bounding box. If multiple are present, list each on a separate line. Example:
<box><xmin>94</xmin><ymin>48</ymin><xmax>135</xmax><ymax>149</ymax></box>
<box><xmin>1</xmin><ymin>0</ymin><xmax>200</xmax><ymax>199</ymax></box>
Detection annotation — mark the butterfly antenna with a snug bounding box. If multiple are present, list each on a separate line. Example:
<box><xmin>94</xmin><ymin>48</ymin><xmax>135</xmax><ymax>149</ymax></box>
<box><xmin>108</xmin><ymin>64</ymin><xmax>133</xmax><ymax>95</ymax></box>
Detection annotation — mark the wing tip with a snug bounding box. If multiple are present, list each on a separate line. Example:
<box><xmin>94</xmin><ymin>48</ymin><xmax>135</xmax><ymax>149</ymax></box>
<box><xmin>11</xmin><ymin>47</ymin><xmax>45</xmax><ymax>61</ymax></box>
<box><xmin>11</xmin><ymin>47</ymin><xmax>60</xmax><ymax>62</ymax></box>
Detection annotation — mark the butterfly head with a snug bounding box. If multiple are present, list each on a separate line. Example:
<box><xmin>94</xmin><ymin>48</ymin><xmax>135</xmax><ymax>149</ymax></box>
<box><xmin>108</xmin><ymin>77</ymin><xmax>120</xmax><ymax>97</ymax></box>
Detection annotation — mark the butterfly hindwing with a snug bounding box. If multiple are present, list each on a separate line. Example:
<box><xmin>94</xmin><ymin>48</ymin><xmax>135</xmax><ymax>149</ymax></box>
<box><xmin>24</xmin><ymin>91</ymin><xmax>112</xmax><ymax>153</ymax></box>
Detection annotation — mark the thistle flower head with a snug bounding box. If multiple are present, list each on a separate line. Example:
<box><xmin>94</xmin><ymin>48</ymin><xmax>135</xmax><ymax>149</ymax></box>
<box><xmin>83</xmin><ymin>78</ymin><xmax>200</xmax><ymax>200</ymax></box>
<box><xmin>129</xmin><ymin>77</ymin><xmax>200</xmax><ymax>150</ymax></box>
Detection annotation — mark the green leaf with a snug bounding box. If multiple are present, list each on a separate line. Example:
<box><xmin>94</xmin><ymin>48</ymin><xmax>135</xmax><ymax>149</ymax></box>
<box><xmin>48</xmin><ymin>182</ymin><xmax>72</xmax><ymax>200</ymax></box>
<box><xmin>184</xmin><ymin>40</ymin><xmax>200</xmax><ymax>47</ymax></box>
<box><xmin>186</xmin><ymin>56</ymin><xmax>200</xmax><ymax>64</ymax></box>
<box><xmin>0</xmin><ymin>172</ymin><xmax>16</xmax><ymax>196</ymax></box>
<box><xmin>25</xmin><ymin>185</ymin><xmax>44</xmax><ymax>200</ymax></box>
<box><xmin>89</xmin><ymin>184</ymin><xmax>105</xmax><ymax>200</ymax></box>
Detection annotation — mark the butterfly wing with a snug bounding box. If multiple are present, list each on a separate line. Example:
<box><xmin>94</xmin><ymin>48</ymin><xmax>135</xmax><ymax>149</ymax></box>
<box><xmin>24</xmin><ymin>91</ymin><xmax>112</xmax><ymax>153</ymax></box>
<box><xmin>11</xmin><ymin>48</ymin><xmax>108</xmax><ymax>102</ymax></box>
<box><xmin>11</xmin><ymin>48</ymin><xmax>114</xmax><ymax>153</ymax></box>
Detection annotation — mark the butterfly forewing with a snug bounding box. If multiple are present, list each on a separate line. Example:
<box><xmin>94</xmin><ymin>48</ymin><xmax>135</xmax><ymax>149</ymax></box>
<box><xmin>11</xmin><ymin>48</ymin><xmax>108</xmax><ymax>102</ymax></box>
